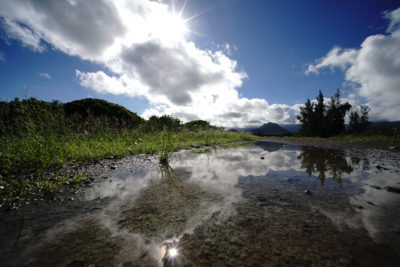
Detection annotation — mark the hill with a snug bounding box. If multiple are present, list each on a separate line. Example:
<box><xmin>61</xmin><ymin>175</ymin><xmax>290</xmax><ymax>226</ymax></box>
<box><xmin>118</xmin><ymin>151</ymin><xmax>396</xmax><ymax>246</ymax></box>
<box><xmin>251</xmin><ymin>122</ymin><xmax>290</xmax><ymax>136</ymax></box>
<box><xmin>0</xmin><ymin>97</ymin><xmax>144</xmax><ymax>136</ymax></box>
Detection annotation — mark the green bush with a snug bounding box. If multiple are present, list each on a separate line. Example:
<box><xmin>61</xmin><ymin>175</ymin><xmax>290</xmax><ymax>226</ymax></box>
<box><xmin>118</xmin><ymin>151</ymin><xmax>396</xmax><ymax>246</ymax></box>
<box><xmin>143</xmin><ymin>115</ymin><xmax>182</xmax><ymax>132</ymax></box>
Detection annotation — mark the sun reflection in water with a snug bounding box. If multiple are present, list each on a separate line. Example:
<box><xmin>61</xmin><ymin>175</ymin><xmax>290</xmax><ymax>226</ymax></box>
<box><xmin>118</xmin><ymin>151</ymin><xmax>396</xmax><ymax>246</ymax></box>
<box><xmin>160</xmin><ymin>237</ymin><xmax>180</xmax><ymax>265</ymax></box>
<box><xmin>169</xmin><ymin>247</ymin><xmax>178</xmax><ymax>257</ymax></box>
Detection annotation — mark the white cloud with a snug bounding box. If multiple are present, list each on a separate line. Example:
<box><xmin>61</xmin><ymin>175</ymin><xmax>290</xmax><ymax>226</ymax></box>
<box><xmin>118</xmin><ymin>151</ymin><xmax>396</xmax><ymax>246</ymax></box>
<box><xmin>306</xmin><ymin>7</ymin><xmax>400</xmax><ymax>121</ymax></box>
<box><xmin>0</xmin><ymin>0</ymin><xmax>299</xmax><ymax>127</ymax></box>
<box><xmin>0</xmin><ymin>0</ymin><xmax>126</xmax><ymax>60</ymax></box>
<box><xmin>305</xmin><ymin>46</ymin><xmax>358</xmax><ymax>75</ymax></box>
<box><xmin>1</xmin><ymin>18</ymin><xmax>45</xmax><ymax>52</ymax></box>
<box><xmin>385</xmin><ymin>7</ymin><xmax>400</xmax><ymax>33</ymax></box>
<box><xmin>39</xmin><ymin>72</ymin><xmax>51</xmax><ymax>79</ymax></box>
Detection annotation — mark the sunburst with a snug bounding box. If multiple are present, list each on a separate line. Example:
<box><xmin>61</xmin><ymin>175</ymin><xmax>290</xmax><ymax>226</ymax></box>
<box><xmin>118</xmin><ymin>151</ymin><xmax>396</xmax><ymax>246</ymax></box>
<box><xmin>156</xmin><ymin>0</ymin><xmax>212</xmax><ymax>41</ymax></box>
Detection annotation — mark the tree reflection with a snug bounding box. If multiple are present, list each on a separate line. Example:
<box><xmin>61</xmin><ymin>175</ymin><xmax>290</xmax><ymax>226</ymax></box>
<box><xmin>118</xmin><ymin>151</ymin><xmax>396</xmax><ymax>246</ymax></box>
<box><xmin>350</xmin><ymin>155</ymin><xmax>370</xmax><ymax>171</ymax></box>
<box><xmin>297</xmin><ymin>147</ymin><xmax>354</xmax><ymax>185</ymax></box>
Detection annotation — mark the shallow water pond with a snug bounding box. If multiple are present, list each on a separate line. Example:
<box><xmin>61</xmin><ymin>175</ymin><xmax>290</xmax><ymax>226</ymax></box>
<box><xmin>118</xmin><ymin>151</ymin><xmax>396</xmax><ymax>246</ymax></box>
<box><xmin>1</xmin><ymin>141</ymin><xmax>400</xmax><ymax>266</ymax></box>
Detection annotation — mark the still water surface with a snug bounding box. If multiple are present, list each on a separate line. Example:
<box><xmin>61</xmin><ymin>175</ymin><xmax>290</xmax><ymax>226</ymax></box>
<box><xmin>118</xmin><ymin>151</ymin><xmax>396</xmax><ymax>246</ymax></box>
<box><xmin>1</xmin><ymin>141</ymin><xmax>400</xmax><ymax>266</ymax></box>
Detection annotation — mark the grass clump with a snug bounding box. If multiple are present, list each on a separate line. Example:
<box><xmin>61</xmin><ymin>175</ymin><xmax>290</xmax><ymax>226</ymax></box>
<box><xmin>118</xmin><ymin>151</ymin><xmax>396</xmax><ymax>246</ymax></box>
<box><xmin>158</xmin><ymin>129</ymin><xmax>178</xmax><ymax>165</ymax></box>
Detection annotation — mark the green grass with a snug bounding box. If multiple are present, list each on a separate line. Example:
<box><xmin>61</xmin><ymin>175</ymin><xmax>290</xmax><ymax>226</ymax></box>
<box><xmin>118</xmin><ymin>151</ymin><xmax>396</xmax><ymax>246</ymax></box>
<box><xmin>0</xmin><ymin>129</ymin><xmax>258</xmax><ymax>206</ymax></box>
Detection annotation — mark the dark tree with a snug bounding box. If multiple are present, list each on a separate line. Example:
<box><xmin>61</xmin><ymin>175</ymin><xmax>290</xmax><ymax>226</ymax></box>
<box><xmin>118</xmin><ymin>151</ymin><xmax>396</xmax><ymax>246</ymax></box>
<box><xmin>324</xmin><ymin>89</ymin><xmax>351</xmax><ymax>136</ymax></box>
<box><xmin>297</xmin><ymin>89</ymin><xmax>351</xmax><ymax>137</ymax></box>
<box><xmin>297</xmin><ymin>98</ymin><xmax>315</xmax><ymax>136</ymax></box>
<box><xmin>349</xmin><ymin>105</ymin><xmax>370</xmax><ymax>133</ymax></box>
<box><xmin>314</xmin><ymin>90</ymin><xmax>326</xmax><ymax>137</ymax></box>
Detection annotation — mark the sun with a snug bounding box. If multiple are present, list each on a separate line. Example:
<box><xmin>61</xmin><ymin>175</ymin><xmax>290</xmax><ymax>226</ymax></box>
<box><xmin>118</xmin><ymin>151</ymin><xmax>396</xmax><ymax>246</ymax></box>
<box><xmin>150</xmin><ymin>1</ymin><xmax>189</xmax><ymax>42</ymax></box>
<box><xmin>151</xmin><ymin>0</ymin><xmax>211</xmax><ymax>42</ymax></box>
<box><xmin>159</xmin><ymin>12</ymin><xmax>188</xmax><ymax>41</ymax></box>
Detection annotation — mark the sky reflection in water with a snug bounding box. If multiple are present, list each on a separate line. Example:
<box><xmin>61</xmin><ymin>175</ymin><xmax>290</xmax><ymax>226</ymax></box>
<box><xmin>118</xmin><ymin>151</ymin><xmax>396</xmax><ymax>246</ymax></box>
<box><xmin>2</xmin><ymin>141</ymin><xmax>400</xmax><ymax>266</ymax></box>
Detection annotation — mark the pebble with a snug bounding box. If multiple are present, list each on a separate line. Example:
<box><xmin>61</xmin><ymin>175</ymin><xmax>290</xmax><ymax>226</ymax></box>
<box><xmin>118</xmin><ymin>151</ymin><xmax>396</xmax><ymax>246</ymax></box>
<box><xmin>304</xmin><ymin>189</ymin><xmax>312</xmax><ymax>195</ymax></box>
<box><xmin>370</xmin><ymin>185</ymin><xmax>382</xmax><ymax>190</ymax></box>
<box><xmin>260</xmin><ymin>157</ymin><xmax>265</xmax><ymax>160</ymax></box>
<box><xmin>386</xmin><ymin>186</ymin><xmax>400</xmax><ymax>194</ymax></box>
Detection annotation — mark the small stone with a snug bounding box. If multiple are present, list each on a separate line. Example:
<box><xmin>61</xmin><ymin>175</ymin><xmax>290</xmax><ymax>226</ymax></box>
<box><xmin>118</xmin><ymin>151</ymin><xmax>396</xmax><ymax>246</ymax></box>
<box><xmin>304</xmin><ymin>189</ymin><xmax>312</xmax><ymax>195</ymax></box>
<box><xmin>0</xmin><ymin>186</ymin><xmax>4</xmax><ymax>190</ymax></box>
<box><xmin>370</xmin><ymin>185</ymin><xmax>382</xmax><ymax>190</ymax></box>
<box><xmin>260</xmin><ymin>157</ymin><xmax>265</xmax><ymax>160</ymax></box>
<box><xmin>389</xmin><ymin>146</ymin><xmax>397</xmax><ymax>150</ymax></box>
<box><xmin>386</xmin><ymin>186</ymin><xmax>400</xmax><ymax>194</ymax></box>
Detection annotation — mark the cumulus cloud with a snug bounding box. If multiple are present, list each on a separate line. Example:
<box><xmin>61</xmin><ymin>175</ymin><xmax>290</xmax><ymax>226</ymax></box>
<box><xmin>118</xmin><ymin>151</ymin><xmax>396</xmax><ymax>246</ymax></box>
<box><xmin>305</xmin><ymin>46</ymin><xmax>357</xmax><ymax>75</ymax></box>
<box><xmin>39</xmin><ymin>72</ymin><xmax>51</xmax><ymax>79</ymax></box>
<box><xmin>0</xmin><ymin>0</ymin><xmax>126</xmax><ymax>59</ymax></box>
<box><xmin>120</xmin><ymin>41</ymin><xmax>224</xmax><ymax>105</ymax></box>
<box><xmin>0</xmin><ymin>0</ymin><xmax>299</xmax><ymax>127</ymax></box>
<box><xmin>306</xmin><ymin>7</ymin><xmax>400</xmax><ymax>121</ymax></box>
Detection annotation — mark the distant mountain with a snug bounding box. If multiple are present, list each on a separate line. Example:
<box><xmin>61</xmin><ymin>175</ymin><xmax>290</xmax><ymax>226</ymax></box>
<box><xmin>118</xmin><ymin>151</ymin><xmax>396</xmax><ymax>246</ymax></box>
<box><xmin>232</xmin><ymin>126</ymin><xmax>258</xmax><ymax>132</ymax></box>
<box><xmin>252</xmin><ymin>122</ymin><xmax>290</xmax><ymax>136</ymax></box>
<box><xmin>282</xmin><ymin>121</ymin><xmax>400</xmax><ymax>133</ymax></box>
<box><xmin>232</xmin><ymin>121</ymin><xmax>400</xmax><ymax>136</ymax></box>
<box><xmin>371</xmin><ymin>121</ymin><xmax>400</xmax><ymax>128</ymax></box>
<box><xmin>281</xmin><ymin>124</ymin><xmax>301</xmax><ymax>133</ymax></box>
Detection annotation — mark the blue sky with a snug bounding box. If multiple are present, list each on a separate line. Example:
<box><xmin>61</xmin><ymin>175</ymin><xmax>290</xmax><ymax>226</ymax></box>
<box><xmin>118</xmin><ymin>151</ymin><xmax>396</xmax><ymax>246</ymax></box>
<box><xmin>1</xmin><ymin>0</ymin><xmax>399</xmax><ymax>127</ymax></box>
